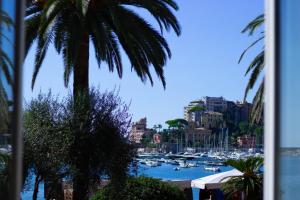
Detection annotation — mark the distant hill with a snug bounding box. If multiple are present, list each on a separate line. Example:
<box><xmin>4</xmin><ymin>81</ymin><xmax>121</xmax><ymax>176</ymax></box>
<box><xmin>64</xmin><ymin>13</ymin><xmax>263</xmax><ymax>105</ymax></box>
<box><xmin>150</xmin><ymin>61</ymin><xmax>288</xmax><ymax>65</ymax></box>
<box><xmin>280</xmin><ymin>147</ymin><xmax>300</xmax><ymax>156</ymax></box>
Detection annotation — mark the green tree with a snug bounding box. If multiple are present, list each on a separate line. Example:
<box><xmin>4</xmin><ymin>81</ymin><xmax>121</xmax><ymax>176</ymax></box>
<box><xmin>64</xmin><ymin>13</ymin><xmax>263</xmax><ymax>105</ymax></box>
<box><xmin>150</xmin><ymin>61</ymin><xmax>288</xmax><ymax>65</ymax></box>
<box><xmin>141</xmin><ymin>133</ymin><xmax>153</xmax><ymax>147</ymax></box>
<box><xmin>187</xmin><ymin>105</ymin><xmax>204</xmax><ymax>113</ymax></box>
<box><xmin>165</xmin><ymin>119</ymin><xmax>188</xmax><ymax>129</ymax></box>
<box><xmin>23</xmin><ymin>90</ymin><xmax>134</xmax><ymax>199</ymax></box>
<box><xmin>239</xmin><ymin>14</ymin><xmax>264</xmax><ymax>124</ymax></box>
<box><xmin>23</xmin><ymin>92</ymin><xmax>70</xmax><ymax>200</ymax></box>
<box><xmin>222</xmin><ymin>157</ymin><xmax>263</xmax><ymax>200</ymax></box>
<box><xmin>0</xmin><ymin>152</ymin><xmax>9</xmax><ymax>199</ymax></box>
<box><xmin>91</xmin><ymin>176</ymin><xmax>186</xmax><ymax>200</ymax></box>
<box><xmin>165</xmin><ymin>119</ymin><xmax>187</xmax><ymax>150</ymax></box>
<box><xmin>238</xmin><ymin>121</ymin><xmax>250</xmax><ymax>135</ymax></box>
<box><xmin>25</xmin><ymin>1</ymin><xmax>180</xmax><ymax>199</ymax></box>
<box><xmin>157</xmin><ymin>124</ymin><xmax>162</xmax><ymax>133</ymax></box>
<box><xmin>64</xmin><ymin>89</ymin><xmax>134</xmax><ymax>198</ymax></box>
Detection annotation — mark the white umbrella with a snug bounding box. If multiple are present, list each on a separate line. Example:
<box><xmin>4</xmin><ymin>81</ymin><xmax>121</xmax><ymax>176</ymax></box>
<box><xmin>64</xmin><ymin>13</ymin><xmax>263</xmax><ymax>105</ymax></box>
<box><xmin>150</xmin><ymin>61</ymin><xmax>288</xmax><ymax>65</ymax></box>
<box><xmin>191</xmin><ymin>169</ymin><xmax>243</xmax><ymax>190</ymax></box>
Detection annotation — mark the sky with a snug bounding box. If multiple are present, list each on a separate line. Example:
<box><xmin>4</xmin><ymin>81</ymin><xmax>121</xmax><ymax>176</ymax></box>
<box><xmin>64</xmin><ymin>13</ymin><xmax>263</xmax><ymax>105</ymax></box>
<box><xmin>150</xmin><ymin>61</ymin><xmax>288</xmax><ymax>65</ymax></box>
<box><xmin>23</xmin><ymin>0</ymin><xmax>264</xmax><ymax>129</ymax></box>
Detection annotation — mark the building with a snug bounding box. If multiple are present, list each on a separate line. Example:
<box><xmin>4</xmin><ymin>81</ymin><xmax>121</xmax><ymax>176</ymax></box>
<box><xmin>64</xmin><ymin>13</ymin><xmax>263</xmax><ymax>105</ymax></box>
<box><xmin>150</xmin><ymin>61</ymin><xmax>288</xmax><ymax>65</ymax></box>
<box><xmin>153</xmin><ymin>134</ymin><xmax>162</xmax><ymax>144</ymax></box>
<box><xmin>129</xmin><ymin>118</ymin><xmax>154</xmax><ymax>143</ymax></box>
<box><xmin>203</xmin><ymin>96</ymin><xmax>227</xmax><ymax>112</ymax></box>
<box><xmin>184</xmin><ymin>99</ymin><xmax>205</xmax><ymax>123</ymax></box>
<box><xmin>237</xmin><ymin>135</ymin><xmax>256</xmax><ymax>148</ymax></box>
<box><xmin>184</xmin><ymin>97</ymin><xmax>254</xmax><ymax>134</ymax></box>
<box><xmin>186</xmin><ymin>127</ymin><xmax>212</xmax><ymax>144</ymax></box>
<box><xmin>200</xmin><ymin>111</ymin><xmax>223</xmax><ymax>129</ymax></box>
<box><xmin>234</xmin><ymin>101</ymin><xmax>252</xmax><ymax>124</ymax></box>
<box><xmin>184</xmin><ymin>97</ymin><xmax>227</xmax><ymax>127</ymax></box>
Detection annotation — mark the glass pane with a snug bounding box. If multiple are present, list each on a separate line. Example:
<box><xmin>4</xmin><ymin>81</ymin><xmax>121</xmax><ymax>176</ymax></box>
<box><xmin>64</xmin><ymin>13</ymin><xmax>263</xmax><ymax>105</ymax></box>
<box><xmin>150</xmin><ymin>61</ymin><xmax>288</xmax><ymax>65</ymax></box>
<box><xmin>279</xmin><ymin>0</ymin><xmax>300</xmax><ymax>199</ymax></box>
<box><xmin>0</xmin><ymin>0</ymin><xmax>16</xmax><ymax>199</ymax></box>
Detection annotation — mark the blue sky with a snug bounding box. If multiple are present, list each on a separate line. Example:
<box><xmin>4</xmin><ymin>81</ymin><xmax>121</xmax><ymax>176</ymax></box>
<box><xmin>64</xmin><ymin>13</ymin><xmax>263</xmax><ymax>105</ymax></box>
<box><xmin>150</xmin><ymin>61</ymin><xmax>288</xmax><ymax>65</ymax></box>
<box><xmin>23</xmin><ymin>0</ymin><xmax>264</xmax><ymax>128</ymax></box>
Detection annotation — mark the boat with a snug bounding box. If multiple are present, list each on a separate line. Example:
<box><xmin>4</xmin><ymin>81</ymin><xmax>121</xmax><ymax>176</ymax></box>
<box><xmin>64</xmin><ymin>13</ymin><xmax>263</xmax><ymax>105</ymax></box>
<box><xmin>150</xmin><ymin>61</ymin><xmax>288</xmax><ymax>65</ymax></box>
<box><xmin>178</xmin><ymin>160</ymin><xmax>190</xmax><ymax>168</ymax></box>
<box><xmin>174</xmin><ymin>167</ymin><xmax>180</xmax><ymax>171</ymax></box>
<box><xmin>204</xmin><ymin>167</ymin><xmax>221</xmax><ymax>172</ymax></box>
<box><xmin>145</xmin><ymin>160</ymin><xmax>159</xmax><ymax>167</ymax></box>
<box><xmin>187</xmin><ymin>163</ymin><xmax>198</xmax><ymax>167</ymax></box>
<box><xmin>166</xmin><ymin>159</ymin><xmax>178</xmax><ymax>165</ymax></box>
<box><xmin>182</xmin><ymin>152</ymin><xmax>195</xmax><ymax>160</ymax></box>
<box><xmin>139</xmin><ymin>160</ymin><xmax>147</xmax><ymax>164</ymax></box>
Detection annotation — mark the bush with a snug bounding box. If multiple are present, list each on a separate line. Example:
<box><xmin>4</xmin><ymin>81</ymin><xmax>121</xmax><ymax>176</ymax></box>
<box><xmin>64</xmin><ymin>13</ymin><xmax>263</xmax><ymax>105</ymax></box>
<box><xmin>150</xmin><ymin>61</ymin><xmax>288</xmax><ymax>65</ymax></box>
<box><xmin>91</xmin><ymin>176</ymin><xmax>186</xmax><ymax>200</ymax></box>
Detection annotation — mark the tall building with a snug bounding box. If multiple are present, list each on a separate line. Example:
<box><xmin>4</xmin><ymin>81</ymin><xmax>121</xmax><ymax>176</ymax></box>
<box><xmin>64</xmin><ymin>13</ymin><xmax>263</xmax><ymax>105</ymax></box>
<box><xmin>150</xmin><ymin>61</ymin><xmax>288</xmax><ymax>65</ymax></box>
<box><xmin>234</xmin><ymin>101</ymin><xmax>252</xmax><ymax>124</ymax></box>
<box><xmin>200</xmin><ymin>111</ymin><xmax>223</xmax><ymax>129</ymax></box>
<box><xmin>203</xmin><ymin>96</ymin><xmax>227</xmax><ymax>112</ymax></box>
<box><xmin>184</xmin><ymin>97</ymin><xmax>253</xmax><ymax>130</ymax></box>
<box><xmin>184</xmin><ymin>100</ymin><xmax>205</xmax><ymax>123</ymax></box>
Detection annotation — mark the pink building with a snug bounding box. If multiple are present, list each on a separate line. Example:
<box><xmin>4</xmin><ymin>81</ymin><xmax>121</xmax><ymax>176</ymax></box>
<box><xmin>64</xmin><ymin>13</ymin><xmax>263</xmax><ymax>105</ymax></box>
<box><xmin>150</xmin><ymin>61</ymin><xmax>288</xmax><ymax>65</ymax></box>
<box><xmin>237</xmin><ymin>135</ymin><xmax>256</xmax><ymax>148</ymax></box>
<box><xmin>129</xmin><ymin>118</ymin><xmax>153</xmax><ymax>143</ymax></box>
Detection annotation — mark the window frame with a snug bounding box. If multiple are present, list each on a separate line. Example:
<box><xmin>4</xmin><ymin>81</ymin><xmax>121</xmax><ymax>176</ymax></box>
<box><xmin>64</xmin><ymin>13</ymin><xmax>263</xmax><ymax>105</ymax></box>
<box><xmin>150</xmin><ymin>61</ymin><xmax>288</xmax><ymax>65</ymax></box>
<box><xmin>9</xmin><ymin>0</ymin><xmax>25</xmax><ymax>199</ymax></box>
<box><xmin>265</xmin><ymin>0</ymin><xmax>280</xmax><ymax>199</ymax></box>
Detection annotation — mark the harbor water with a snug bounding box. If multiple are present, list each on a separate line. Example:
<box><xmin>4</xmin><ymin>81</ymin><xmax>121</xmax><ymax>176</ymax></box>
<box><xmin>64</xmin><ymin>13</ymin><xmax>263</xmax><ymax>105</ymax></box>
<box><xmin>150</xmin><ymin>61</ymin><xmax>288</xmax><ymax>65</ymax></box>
<box><xmin>22</xmin><ymin>161</ymin><xmax>232</xmax><ymax>200</ymax></box>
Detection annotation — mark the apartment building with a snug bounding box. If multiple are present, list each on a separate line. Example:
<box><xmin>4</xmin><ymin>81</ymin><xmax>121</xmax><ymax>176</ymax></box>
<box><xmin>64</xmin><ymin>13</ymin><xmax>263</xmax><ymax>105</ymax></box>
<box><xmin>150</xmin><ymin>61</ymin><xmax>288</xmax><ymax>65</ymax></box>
<box><xmin>200</xmin><ymin>111</ymin><xmax>223</xmax><ymax>129</ymax></box>
<box><xmin>184</xmin><ymin>99</ymin><xmax>205</xmax><ymax>122</ymax></box>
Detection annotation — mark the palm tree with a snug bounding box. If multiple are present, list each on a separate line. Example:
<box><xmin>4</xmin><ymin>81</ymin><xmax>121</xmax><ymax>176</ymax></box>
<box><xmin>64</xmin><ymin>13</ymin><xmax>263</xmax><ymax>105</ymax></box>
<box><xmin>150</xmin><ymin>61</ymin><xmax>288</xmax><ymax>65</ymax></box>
<box><xmin>222</xmin><ymin>157</ymin><xmax>263</xmax><ymax>200</ymax></box>
<box><xmin>0</xmin><ymin>10</ymin><xmax>13</xmax><ymax>131</ymax></box>
<box><xmin>239</xmin><ymin>14</ymin><xmax>264</xmax><ymax>124</ymax></box>
<box><xmin>157</xmin><ymin>124</ymin><xmax>162</xmax><ymax>133</ymax></box>
<box><xmin>26</xmin><ymin>0</ymin><xmax>181</xmax><ymax>95</ymax></box>
<box><xmin>25</xmin><ymin>1</ymin><xmax>181</xmax><ymax>199</ymax></box>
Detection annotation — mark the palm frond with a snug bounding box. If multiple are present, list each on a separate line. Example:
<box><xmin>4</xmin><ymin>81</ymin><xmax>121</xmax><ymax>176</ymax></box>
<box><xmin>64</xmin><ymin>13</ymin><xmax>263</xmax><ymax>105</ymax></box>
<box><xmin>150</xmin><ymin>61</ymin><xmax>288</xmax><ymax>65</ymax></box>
<box><xmin>250</xmin><ymin>81</ymin><xmax>264</xmax><ymax>124</ymax></box>
<box><xmin>242</xmin><ymin>14</ymin><xmax>264</xmax><ymax>35</ymax></box>
<box><xmin>240</xmin><ymin>14</ymin><xmax>265</xmax><ymax>124</ymax></box>
<box><xmin>223</xmin><ymin>157</ymin><xmax>263</xmax><ymax>200</ymax></box>
<box><xmin>120</xmin><ymin>0</ymin><xmax>181</xmax><ymax>35</ymax></box>
<box><xmin>243</xmin><ymin>51</ymin><xmax>264</xmax><ymax>100</ymax></box>
<box><xmin>238</xmin><ymin>36</ymin><xmax>264</xmax><ymax>64</ymax></box>
<box><xmin>25</xmin><ymin>0</ymin><xmax>181</xmax><ymax>90</ymax></box>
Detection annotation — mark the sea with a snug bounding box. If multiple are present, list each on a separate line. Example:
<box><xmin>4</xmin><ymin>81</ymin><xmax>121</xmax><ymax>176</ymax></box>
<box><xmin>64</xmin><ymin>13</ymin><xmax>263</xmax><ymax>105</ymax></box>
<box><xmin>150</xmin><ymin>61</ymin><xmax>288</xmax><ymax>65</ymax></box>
<box><xmin>21</xmin><ymin>161</ymin><xmax>233</xmax><ymax>200</ymax></box>
<box><xmin>22</xmin><ymin>156</ymin><xmax>300</xmax><ymax>200</ymax></box>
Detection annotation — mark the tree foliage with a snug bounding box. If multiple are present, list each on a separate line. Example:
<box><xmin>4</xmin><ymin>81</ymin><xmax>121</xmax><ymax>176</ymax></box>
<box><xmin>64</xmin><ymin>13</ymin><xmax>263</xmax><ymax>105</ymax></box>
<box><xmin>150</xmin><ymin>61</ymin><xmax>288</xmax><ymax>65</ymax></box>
<box><xmin>222</xmin><ymin>157</ymin><xmax>263</xmax><ymax>200</ymax></box>
<box><xmin>165</xmin><ymin>119</ymin><xmax>188</xmax><ymax>129</ymax></box>
<box><xmin>23</xmin><ymin>89</ymin><xmax>135</xmax><ymax>199</ymax></box>
<box><xmin>240</xmin><ymin>14</ymin><xmax>264</xmax><ymax>124</ymax></box>
<box><xmin>0</xmin><ymin>152</ymin><xmax>9</xmax><ymax>199</ymax></box>
<box><xmin>25</xmin><ymin>0</ymin><xmax>181</xmax><ymax>89</ymax></box>
<box><xmin>91</xmin><ymin>176</ymin><xmax>186</xmax><ymax>200</ymax></box>
<box><xmin>66</xmin><ymin>89</ymin><xmax>135</xmax><ymax>194</ymax></box>
<box><xmin>23</xmin><ymin>92</ymin><xmax>71</xmax><ymax>200</ymax></box>
<box><xmin>187</xmin><ymin>106</ymin><xmax>204</xmax><ymax>113</ymax></box>
<box><xmin>0</xmin><ymin>9</ymin><xmax>13</xmax><ymax>131</ymax></box>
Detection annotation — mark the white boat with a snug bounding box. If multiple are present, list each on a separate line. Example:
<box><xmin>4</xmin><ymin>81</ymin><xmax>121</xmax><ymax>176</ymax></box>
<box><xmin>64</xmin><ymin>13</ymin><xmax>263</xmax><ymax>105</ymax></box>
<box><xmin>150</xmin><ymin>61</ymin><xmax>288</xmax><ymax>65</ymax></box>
<box><xmin>145</xmin><ymin>160</ymin><xmax>159</xmax><ymax>167</ymax></box>
<box><xmin>187</xmin><ymin>163</ymin><xmax>197</xmax><ymax>167</ymax></box>
<box><xmin>204</xmin><ymin>167</ymin><xmax>221</xmax><ymax>172</ymax></box>
<box><xmin>182</xmin><ymin>152</ymin><xmax>195</xmax><ymax>159</ymax></box>
<box><xmin>166</xmin><ymin>159</ymin><xmax>178</xmax><ymax>165</ymax></box>
<box><xmin>178</xmin><ymin>161</ymin><xmax>190</xmax><ymax>168</ymax></box>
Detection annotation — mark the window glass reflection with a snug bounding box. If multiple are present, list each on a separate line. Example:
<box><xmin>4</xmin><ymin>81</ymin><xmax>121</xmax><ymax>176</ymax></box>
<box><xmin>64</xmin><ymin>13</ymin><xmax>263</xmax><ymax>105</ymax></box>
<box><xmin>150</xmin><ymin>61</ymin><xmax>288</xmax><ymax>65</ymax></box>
<box><xmin>279</xmin><ymin>0</ymin><xmax>300</xmax><ymax>199</ymax></box>
<box><xmin>0</xmin><ymin>0</ymin><xmax>15</xmax><ymax>199</ymax></box>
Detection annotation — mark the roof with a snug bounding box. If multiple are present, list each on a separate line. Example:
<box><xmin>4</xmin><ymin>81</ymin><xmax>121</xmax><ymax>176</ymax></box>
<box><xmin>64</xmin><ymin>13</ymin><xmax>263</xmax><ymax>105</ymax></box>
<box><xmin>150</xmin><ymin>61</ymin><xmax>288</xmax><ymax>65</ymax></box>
<box><xmin>191</xmin><ymin>169</ymin><xmax>243</xmax><ymax>189</ymax></box>
<box><xmin>203</xmin><ymin>111</ymin><xmax>223</xmax><ymax>116</ymax></box>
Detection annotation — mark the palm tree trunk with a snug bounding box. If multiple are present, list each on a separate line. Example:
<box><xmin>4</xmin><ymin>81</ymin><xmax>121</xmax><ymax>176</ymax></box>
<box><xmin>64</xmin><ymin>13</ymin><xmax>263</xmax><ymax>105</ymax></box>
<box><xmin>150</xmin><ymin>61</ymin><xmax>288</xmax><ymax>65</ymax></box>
<box><xmin>73</xmin><ymin>31</ymin><xmax>89</xmax><ymax>97</ymax></box>
<box><xmin>72</xmin><ymin>31</ymin><xmax>90</xmax><ymax>200</ymax></box>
